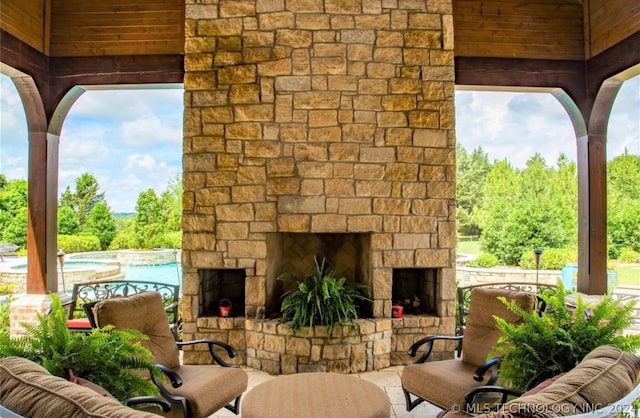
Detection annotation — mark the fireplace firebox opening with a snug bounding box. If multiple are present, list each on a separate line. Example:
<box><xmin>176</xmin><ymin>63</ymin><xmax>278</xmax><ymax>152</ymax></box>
<box><xmin>392</xmin><ymin>268</ymin><xmax>438</xmax><ymax>315</ymax></box>
<box><xmin>199</xmin><ymin>269</ymin><xmax>246</xmax><ymax>317</ymax></box>
<box><xmin>265</xmin><ymin>232</ymin><xmax>372</xmax><ymax>319</ymax></box>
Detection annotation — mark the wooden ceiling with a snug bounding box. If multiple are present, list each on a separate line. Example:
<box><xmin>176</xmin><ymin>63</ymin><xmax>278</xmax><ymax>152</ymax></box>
<box><xmin>2</xmin><ymin>0</ymin><xmax>638</xmax><ymax>61</ymax></box>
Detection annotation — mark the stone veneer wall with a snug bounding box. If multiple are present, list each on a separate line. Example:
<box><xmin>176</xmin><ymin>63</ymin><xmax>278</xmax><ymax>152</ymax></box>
<box><xmin>181</xmin><ymin>0</ymin><xmax>457</xmax><ymax>372</ymax></box>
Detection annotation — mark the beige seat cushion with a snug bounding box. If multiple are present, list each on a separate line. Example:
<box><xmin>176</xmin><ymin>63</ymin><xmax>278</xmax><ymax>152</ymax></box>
<box><xmin>403</xmin><ymin>359</ymin><xmax>488</xmax><ymax>409</ymax></box>
<box><xmin>167</xmin><ymin>365</ymin><xmax>248</xmax><ymax>418</ymax></box>
<box><xmin>0</xmin><ymin>357</ymin><xmax>158</xmax><ymax>418</ymax></box>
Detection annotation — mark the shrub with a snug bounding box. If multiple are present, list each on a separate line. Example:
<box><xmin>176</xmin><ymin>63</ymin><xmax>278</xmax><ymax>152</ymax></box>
<box><xmin>466</xmin><ymin>253</ymin><xmax>499</xmax><ymax>268</ymax></box>
<box><xmin>57</xmin><ymin>234</ymin><xmax>101</xmax><ymax>253</ymax></box>
<box><xmin>108</xmin><ymin>230</ymin><xmax>136</xmax><ymax>250</ymax></box>
<box><xmin>519</xmin><ymin>247</ymin><xmax>577</xmax><ymax>270</ymax></box>
<box><xmin>494</xmin><ymin>281</ymin><xmax>640</xmax><ymax>392</ymax></box>
<box><xmin>0</xmin><ymin>298</ymin><xmax>11</xmax><ymax>332</ymax></box>
<box><xmin>0</xmin><ymin>283</ymin><xmax>15</xmax><ymax>295</ymax></box>
<box><xmin>153</xmin><ymin>232</ymin><xmax>182</xmax><ymax>249</ymax></box>
<box><xmin>619</xmin><ymin>248</ymin><xmax>640</xmax><ymax>263</ymax></box>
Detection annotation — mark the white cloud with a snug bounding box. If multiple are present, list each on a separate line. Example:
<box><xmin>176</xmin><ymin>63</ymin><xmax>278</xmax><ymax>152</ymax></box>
<box><xmin>122</xmin><ymin>115</ymin><xmax>182</xmax><ymax>147</ymax></box>
<box><xmin>125</xmin><ymin>154</ymin><xmax>161</xmax><ymax>171</ymax></box>
<box><xmin>1</xmin><ymin>73</ymin><xmax>638</xmax><ymax>212</ymax></box>
<box><xmin>69</xmin><ymin>89</ymin><xmax>183</xmax><ymax>122</ymax></box>
<box><xmin>455</xmin><ymin>79</ymin><xmax>639</xmax><ymax>168</ymax></box>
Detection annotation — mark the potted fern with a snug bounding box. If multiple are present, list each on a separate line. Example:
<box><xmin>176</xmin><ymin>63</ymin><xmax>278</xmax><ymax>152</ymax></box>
<box><xmin>0</xmin><ymin>294</ymin><xmax>163</xmax><ymax>403</ymax></box>
<box><xmin>493</xmin><ymin>281</ymin><xmax>640</xmax><ymax>392</ymax></box>
<box><xmin>278</xmin><ymin>257</ymin><xmax>370</xmax><ymax>333</ymax></box>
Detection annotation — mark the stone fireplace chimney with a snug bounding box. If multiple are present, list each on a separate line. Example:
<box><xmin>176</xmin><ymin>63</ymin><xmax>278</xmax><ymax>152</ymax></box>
<box><xmin>182</xmin><ymin>0</ymin><xmax>456</xmax><ymax>373</ymax></box>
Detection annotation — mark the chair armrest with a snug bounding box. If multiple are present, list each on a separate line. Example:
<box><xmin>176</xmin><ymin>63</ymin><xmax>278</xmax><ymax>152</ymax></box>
<box><xmin>177</xmin><ymin>339</ymin><xmax>238</xmax><ymax>367</ymax></box>
<box><xmin>473</xmin><ymin>357</ymin><xmax>502</xmax><ymax>384</ymax></box>
<box><xmin>407</xmin><ymin>335</ymin><xmax>462</xmax><ymax>364</ymax></box>
<box><xmin>126</xmin><ymin>395</ymin><xmax>172</xmax><ymax>413</ymax></box>
<box><xmin>464</xmin><ymin>385</ymin><xmax>522</xmax><ymax>414</ymax></box>
<box><xmin>154</xmin><ymin>363</ymin><xmax>183</xmax><ymax>388</ymax></box>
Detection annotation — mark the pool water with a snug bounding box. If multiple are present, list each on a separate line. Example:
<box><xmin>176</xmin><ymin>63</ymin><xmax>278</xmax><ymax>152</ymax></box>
<box><xmin>120</xmin><ymin>263</ymin><xmax>182</xmax><ymax>287</ymax></box>
<box><xmin>11</xmin><ymin>261</ymin><xmax>111</xmax><ymax>271</ymax></box>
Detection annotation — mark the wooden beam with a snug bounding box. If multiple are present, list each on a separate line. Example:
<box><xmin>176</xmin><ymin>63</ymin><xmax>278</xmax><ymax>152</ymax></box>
<box><xmin>586</xmin><ymin>30</ymin><xmax>640</xmax><ymax>102</ymax></box>
<box><xmin>0</xmin><ymin>29</ymin><xmax>50</xmax><ymax>106</ymax></box>
<box><xmin>454</xmin><ymin>57</ymin><xmax>588</xmax><ymax>118</ymax></box>
<box><xmin>48</xmin><ymin>54</ymin><xmax>183</xmax><ymax>120</ymax></box>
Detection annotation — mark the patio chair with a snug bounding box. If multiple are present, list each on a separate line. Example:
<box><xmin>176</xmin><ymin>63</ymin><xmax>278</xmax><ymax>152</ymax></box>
<box><xmin>401</xmin><ymin>287</ymin><xmax>537</xmax><ymax>412</ymax></box>
<box><xmin>92</xmin><ymin>291</ymin><xmax>248</xmax><ymax>418</ymax></box>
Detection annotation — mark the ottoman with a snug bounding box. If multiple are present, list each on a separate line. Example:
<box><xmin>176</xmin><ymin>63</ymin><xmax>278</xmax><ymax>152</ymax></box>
<box><xmin>242</xmin><ymin>372</ymin><xmax>391</xmax><ymax>418</ymax></box>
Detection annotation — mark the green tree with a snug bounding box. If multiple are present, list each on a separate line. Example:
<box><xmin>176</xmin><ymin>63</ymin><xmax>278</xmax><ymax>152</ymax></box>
<box><xmin>61</xmin><ymin>173</ymin><xmax>106</xmax><ymax>229</ymax></box>
<box><xmin>0</xmin><ymin>179</ymin><xmax>28</xmax><ymax>246</ymax></box>
<box><xmin>134</xmin><ymin>189</ymin><xmax>165</xmax><ymax>248</ymax></box>
<box><xmin>480</xmin><ymin>155</ymin><xmax>574</xmax><ymax>265</ymax></box>
<box><xmin>456</xmin><ymin>145</ymin><xmax>491</xmax><ymax>236</ymax></box>
<box><xmin>160</xmin><ymin>175</ymin><xmax>182</xmax><ymax>233</ymax></box>
<box><xmin>2</xmin><ymin>208</ymin><xmax>28</xmax><ymax>248</ymax></box>
<box><xmin>478</xmin><ymin>159</ymin><xmax>519</xmax><ymax>261</ymax></box>
<box><xmin>83</xmin><ymin>202</ymin><xmax>116</xmax><ymax>250</ymax></box>
<box><xmin>607</xmin><ymin>153</ymin><xmax>640</xmax><ymax>258</ymax></box>
<box><xmin>57</xmin><ymin>206</ymin><xmax>80</xmax><ymax>235</ymax></box>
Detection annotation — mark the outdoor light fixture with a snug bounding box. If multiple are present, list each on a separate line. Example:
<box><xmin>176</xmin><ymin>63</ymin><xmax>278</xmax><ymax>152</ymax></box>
<box><xmin>534</xmin><ymin>248</ymin><xmax>543</xmax><ymax>286</ymax></box>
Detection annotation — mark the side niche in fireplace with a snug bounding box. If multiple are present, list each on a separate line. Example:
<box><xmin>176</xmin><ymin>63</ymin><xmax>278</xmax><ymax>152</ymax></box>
<box><xmin>199</xmin><ymin>269</ymin><xmax>246</xmax><ymax>317</ymax></box>
<box><xmin>392</xmin><ymin>268</ymin><xmax>438</xmax><ymax>315</ymax></box>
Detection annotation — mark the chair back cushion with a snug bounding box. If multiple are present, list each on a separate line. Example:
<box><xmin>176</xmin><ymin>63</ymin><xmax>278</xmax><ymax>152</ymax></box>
<box><xmin>94</xmin><ymin>291</ymin><xmax>180</xmax><ymax>369</ymax></box>
<box><xmin>462</xmin><ymin>287</ymin><xmax>537</xmax><ymax>367</ymax></box>
<box><xmin>475</xmin><ymin>345</ymin><xmax>640</xmax><ymax>418</ymax></box>
<box><xmin>0</xmin><ymin>357</ymin><xmax>158</xmax><ymax>418</ymax></box>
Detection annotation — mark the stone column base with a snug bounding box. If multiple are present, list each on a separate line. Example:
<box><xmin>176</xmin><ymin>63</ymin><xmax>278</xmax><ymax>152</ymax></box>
<box><xmin>9</xmin><ymin>294</ymin><xmax>52</xmax><ymax>337</ymax></box>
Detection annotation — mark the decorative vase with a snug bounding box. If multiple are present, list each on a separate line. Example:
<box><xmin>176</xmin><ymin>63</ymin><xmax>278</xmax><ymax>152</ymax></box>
<box><xmin>219</xmin><ymin>299</ymin><xmax>232</xmax><ymax>317</ymax></box>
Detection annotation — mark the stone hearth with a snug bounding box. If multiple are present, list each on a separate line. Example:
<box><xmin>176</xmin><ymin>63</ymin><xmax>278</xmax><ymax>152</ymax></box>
<box><xmin>181</xmin><ymin>0</ymin><xmax>457</xmax><ymax>373</ymax></box>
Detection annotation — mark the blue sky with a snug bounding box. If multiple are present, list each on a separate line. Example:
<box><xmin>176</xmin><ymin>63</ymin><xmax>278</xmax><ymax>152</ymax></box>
<box><xmin>0</xmin><ymin>75</ymin><xmax>638</xmax><ymax>213</ymax></box>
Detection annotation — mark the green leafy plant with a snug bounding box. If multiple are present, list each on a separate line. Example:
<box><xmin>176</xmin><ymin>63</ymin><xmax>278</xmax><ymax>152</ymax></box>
<box><xmin>0</xmin><ymin>297</ymin><xmax>11</xmax><ymax>331</ymax></box>
<box><xmin>619</xmin><ymin>248</ymin><xmax>640</xmax><ymax>263</ymax></box>
<box><xmin>278</xmin><ymin>257</ymin><xmax>370</xmax><ymax>333</ymax></box>
<box><xmin>467</xmin><ymin>252</ymin><xmax>499</xmax><ymax>268</ymax></box>
<box><xmin>0</xmin><ymin>294</ymin><xmax>163</xmax><ymax>403</ymax></box>
<box><xmin>493</xmin><ymin>281</ymin><xmax>640</xmax><ymax>392</ymax></box>
<box><xmin>0</xmin><ymin>283</ymin><xmax>15</xmax><ymax>295</ymax></box>
<box><xmin>519</xmin><ymin>246</ymin><xmax>577</xmax><ymax>270</ymax></box>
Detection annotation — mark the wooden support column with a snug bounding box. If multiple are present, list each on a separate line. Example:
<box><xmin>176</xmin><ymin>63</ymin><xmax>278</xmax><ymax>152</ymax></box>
<box><xmin>576</xmin><ymin>132</ymin><xmax>607</xmax><ymax>295</ymax></box>
<box><xmin>1</xmin><ymin>64</ymin><xmax>53</xmax><ymax>294</ymax></box>
<box><xmin>26</xmin><ymin>129</ymin><xmax>49</xmax><ymax>294</ymax></box>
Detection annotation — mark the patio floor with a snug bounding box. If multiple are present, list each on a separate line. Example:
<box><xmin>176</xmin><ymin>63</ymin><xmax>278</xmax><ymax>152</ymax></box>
<box><xmin>209</xmin><ymin>365</ymin><xmax>443</xmax><ymax>418</ymax></box>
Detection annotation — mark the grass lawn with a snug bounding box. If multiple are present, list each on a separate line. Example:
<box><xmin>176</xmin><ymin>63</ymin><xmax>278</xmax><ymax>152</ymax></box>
<box><xmin>455</xmin><ymin>236</ymin><xmax>640</xmax><ymax>287</ymax></box>
<box><xmin>456</xmin><ymin>239</ymin><xmax>480</xmax><ymax>255</ymax></box>
<box><xmin>614</xmin><ymin>264</ymin><xmax>640</xmax><ymax>287</ymax></box>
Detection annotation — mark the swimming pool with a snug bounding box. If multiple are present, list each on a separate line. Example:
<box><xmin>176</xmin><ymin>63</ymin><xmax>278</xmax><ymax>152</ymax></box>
<box><xmin>120</xmin><ymin>262</ymin><xmax>182</xmax><ymax>287</ymax></box>
<box><xmin>0</xmin><ymin>250</ymin><xmax>183</xmax><ymax>294</ymax></box>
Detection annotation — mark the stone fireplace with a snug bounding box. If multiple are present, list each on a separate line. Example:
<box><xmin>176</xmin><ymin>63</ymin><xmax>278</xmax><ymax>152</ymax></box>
<box><xmin>181</xmin><ymin>0</ymin><xmax>457</xmax><ymax>373</ymax></box>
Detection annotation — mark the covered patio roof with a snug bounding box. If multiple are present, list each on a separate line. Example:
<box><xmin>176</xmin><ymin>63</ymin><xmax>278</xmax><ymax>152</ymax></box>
<box><xmin>1</xmin><ymin>0</ymin><xmax>639</xmax><ymax>295</ymax></box>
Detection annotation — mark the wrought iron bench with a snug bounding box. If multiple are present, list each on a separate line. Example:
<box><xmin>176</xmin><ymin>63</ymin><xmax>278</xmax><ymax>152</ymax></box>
<box><xmin>66</xmin><ymin>280</ymin><xmax>181</xmax><ymax>339</ymax></box>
